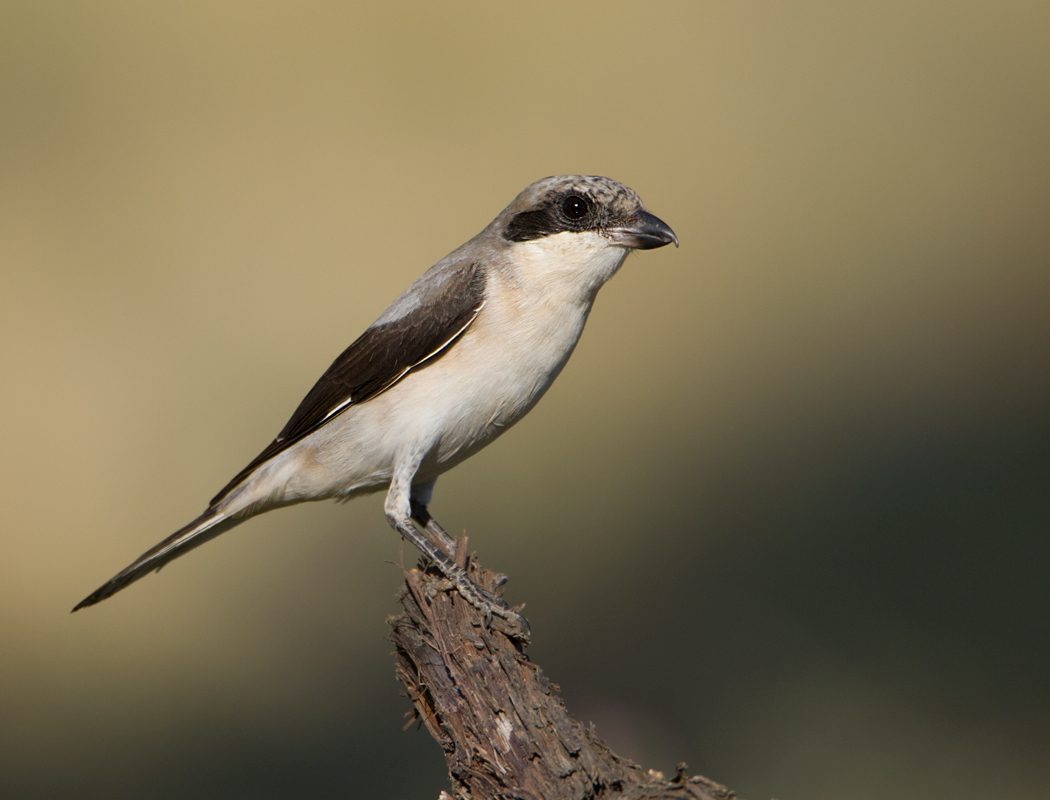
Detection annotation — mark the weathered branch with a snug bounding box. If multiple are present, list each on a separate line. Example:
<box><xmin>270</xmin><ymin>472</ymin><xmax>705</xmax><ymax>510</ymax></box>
<box><xmin>388</xmin><ymin>541</ymin><xmax>740</xmax><ymax>800</ymax></box>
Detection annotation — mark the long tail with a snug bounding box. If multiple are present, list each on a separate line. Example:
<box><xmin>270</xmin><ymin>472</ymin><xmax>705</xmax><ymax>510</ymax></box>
<box><xmin>72</xmin><ymin>509</ymin><xmax>245</xmax><ymax>611</ymax></box>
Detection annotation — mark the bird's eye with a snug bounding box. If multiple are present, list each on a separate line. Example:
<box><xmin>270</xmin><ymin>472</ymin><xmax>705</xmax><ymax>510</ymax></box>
<box><xmin>561</xmin><ymin>194</ymin><xmax>590</xmax><ymax>221</ymax></box>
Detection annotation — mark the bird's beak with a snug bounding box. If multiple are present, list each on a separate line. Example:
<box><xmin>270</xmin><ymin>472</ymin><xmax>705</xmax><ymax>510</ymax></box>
<box><xmin>607</xmin><ymin>211</ymin><xmax>679</xmax><ymax>250</ymax></box>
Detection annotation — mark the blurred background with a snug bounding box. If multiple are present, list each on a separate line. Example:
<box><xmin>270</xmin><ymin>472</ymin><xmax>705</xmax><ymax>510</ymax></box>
<box><xmin>2</xmin><ymin>2</ymin><xmax>1048</xmax><ymax>798</ymax></box>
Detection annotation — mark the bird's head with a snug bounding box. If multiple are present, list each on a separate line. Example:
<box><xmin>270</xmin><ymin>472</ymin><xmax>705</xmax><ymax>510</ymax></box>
<box><xmin>500</xmin><ymin>175</ymin><xmax>678</xmax><ymax>251</ymax></box>
<box><xmin>486</xmin><ymin>175</ymin><xmax>677</xmax><ymax>303</ymax></box>
<box><xmin>480</xmin><ymin>176</ymin><xmax>676</xmax><ymax>304</ymax></box>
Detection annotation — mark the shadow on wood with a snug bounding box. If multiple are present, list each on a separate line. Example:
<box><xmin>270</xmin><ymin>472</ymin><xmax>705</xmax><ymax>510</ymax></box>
<box><xmin>389</xmin><ymin>541</ymin><xmax>741</xmax><ymax>800</ymax></box>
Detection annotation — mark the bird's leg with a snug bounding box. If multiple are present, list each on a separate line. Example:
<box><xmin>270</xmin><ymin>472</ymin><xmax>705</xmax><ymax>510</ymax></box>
<box><xmin>388</xmin><ymin>466</ymin><xmax>526</xmax><ymax>633</ymax></box>
<box><xmin>409</xmin><ymin>479</ymin><xmax>456</xmax><ymax>554</ymax></box>
<box><xmin>388</xmin><ymin>512</ymin><xmax>527</xmax><ymax>632</ymax></box>
<box><xmin>409</xmin><ymin>502</ymin><xmax>456</xmax><ymax>554</ymax></box>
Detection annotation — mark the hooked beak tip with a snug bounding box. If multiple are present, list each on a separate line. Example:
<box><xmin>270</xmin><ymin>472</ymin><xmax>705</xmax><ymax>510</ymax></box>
<box><xmin>608</xmin><ymin>210</ymin><xmax>678</xmax><ymax>250</ymax></box>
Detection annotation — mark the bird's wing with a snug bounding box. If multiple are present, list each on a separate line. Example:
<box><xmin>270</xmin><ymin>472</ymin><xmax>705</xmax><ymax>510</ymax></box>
<box><xmin>209</xmin><ymin>259</ymin><xmax>487</xmax><ymax>506</ymax></box>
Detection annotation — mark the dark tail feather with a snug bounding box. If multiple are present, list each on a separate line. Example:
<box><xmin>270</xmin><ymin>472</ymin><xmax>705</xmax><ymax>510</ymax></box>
<box><xmin>72</xmin><ymin>509</ymin><xmax>242</xmax><ymax>612</ymax></box>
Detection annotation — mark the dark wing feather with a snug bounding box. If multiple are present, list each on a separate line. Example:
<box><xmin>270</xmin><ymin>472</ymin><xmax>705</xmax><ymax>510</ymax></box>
<box><xmin>209</xmin><ymin>261</ymin><xmax>486</xmax><ymax>506</ymax></box>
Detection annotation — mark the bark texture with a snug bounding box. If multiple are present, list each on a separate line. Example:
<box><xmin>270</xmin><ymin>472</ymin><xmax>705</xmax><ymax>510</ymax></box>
<box><xmin>389</xmin><ymin>544</ymin><xmax>740</xmax><ymax>800</ymax></box>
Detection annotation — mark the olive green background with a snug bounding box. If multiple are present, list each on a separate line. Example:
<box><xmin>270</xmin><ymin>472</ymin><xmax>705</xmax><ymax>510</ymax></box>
<box><xmin>2</xmin><ymin>3</ymin><xmax>1048</xmax><ymax>798</ymax></box>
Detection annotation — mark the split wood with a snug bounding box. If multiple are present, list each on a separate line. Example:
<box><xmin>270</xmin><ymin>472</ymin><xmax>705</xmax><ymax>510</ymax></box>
<box><xmin>389</xmin><ymin>542</ymin><xmax>742</xmax><ymax>800</ymax></box>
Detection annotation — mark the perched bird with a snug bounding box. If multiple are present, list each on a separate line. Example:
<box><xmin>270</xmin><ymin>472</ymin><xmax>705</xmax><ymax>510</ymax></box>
<box><xmin>74</xmin><ymin>175</ymin><xmax>678</xmax><ymax>622</ymax></box>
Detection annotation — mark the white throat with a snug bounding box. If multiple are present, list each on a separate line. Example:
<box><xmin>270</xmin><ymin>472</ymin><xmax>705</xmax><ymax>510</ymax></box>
<box><xmin>508</xmin><ymin>231</ymin><xmax>629</xmax><ymax>308</ymax></box>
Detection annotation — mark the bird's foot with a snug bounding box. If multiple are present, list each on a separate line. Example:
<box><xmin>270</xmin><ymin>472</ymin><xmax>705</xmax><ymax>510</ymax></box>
<box><xmin>391</xmin><ymin>514</ymin><xmax>529</xmax><ymax>640</ymax></box>
<box><xmin>435</xmin><ymin>561</ymin><xmax>530</xmax><ymax>641</ymax></box>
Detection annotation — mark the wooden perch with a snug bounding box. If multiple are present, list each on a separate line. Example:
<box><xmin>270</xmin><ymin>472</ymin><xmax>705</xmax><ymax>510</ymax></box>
<box><xmin>389</xmin><ymin>540</ymin><xmax>740</xmax><ymax>800</ymax></box>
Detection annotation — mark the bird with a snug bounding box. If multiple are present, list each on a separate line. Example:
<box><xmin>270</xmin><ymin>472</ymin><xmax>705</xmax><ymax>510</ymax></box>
<box><xmin>73</xmin><ymin>175</ymin><xmax>678</xmax><ymax>623</ymax></box>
